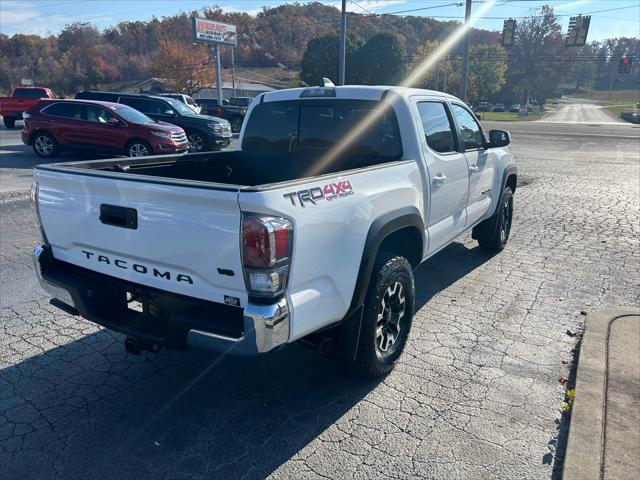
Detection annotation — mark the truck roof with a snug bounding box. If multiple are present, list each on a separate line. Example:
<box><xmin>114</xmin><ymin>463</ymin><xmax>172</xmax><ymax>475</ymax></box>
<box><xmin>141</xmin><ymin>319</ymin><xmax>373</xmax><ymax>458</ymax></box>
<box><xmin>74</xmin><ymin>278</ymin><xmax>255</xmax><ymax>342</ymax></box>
<box><xmin>261</xmin><ymin>85</ymin><xmax>460</xmax><ymax>103</ymax></box>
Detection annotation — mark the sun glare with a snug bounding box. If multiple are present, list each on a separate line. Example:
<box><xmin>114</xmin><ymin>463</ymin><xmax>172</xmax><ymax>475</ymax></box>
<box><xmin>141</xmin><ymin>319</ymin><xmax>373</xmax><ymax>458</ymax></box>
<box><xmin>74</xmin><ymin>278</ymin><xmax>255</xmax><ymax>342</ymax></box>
<box><xmin>306</xmin><ymin>0</ymin><xmax>497</xmax><ymax>177</ymax></box>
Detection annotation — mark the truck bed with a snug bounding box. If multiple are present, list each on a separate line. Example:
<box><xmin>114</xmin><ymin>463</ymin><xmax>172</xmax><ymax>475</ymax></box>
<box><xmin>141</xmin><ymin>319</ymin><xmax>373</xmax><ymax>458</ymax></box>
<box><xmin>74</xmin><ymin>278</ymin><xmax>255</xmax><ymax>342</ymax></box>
<box><xmin>37</xmin><ymin>150</ymin><xmax>400</xmax><ymax>189</ymax></box>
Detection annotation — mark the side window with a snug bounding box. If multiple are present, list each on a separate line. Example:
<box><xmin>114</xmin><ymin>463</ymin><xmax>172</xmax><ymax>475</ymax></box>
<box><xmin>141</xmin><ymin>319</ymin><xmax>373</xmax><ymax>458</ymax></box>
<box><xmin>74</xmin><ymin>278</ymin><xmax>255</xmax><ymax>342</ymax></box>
<box><xmin>416</xmin><ymin>102</ymin><xmax>457</xmax><ymax>154</ymax></box>
<box><xmin>119</xmin><ymin>97</ymin><xmax>151</xmax><ymax>113</ymax></box>
<box><xmin>85</xmin><ymin>105</ymin><xmax>117</xmax><ymax>124</ymax></box>
<box><xmin>43</xmin><ymin>102</ymin><xmax>83</xmax><ymax>120</ymax></box>
<box><xmin>451</xmin><ymin>104</ymin><xmax>484</xmax><ymax>150</ymax></box>
<box><xmin>147</xmin><ymin>100</ymin><xmax>170</xmax><ymax>115</ymax></box>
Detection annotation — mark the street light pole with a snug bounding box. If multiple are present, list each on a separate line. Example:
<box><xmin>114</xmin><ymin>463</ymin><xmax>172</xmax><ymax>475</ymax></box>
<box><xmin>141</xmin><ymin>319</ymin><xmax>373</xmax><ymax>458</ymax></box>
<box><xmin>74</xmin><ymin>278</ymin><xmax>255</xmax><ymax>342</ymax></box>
<box><xmin>460</xmin><ymin>0</ymin><xmax>472</xmax><ymax>102</ymax></box>
<box><xmin>338</xmin><ymin>0</ymin><xmax>347</xmax><ymax>85</ymax></box>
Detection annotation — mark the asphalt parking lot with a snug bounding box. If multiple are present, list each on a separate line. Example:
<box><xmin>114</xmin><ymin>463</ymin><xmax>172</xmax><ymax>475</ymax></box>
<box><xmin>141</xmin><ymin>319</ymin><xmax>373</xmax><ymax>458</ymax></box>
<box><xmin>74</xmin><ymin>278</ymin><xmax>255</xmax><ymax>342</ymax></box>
<box><xmin>1</xmin><ymin>109</ymin><xmax>639</xmax><ymax>479</ymax></box>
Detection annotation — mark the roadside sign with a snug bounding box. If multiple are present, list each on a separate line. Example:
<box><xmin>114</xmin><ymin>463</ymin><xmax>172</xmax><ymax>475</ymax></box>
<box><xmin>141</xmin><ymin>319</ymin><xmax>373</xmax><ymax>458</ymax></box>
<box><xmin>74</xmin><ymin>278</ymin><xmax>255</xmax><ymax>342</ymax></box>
<box><xmin>518</xmin><ymin>106</ymin><xmax>528</xmax><ymax>116</ymax></box>
<box><xmin>192</xmin><ymin>17</ymin><xmax>237</xmax><ymax>46</ymax></box>
<box><xmin>20</xmin><ymin>78</ymin><xmax>33</xmax><ymax>86</ymax></box>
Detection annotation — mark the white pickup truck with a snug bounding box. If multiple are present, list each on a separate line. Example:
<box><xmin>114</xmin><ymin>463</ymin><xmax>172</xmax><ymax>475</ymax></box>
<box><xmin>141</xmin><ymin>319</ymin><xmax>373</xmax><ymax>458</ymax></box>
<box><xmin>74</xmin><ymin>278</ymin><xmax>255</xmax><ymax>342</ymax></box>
<box><xmin>32</xmin><ymin>85</ymin><xmax>516</xmax><ymax>376</ymax></box>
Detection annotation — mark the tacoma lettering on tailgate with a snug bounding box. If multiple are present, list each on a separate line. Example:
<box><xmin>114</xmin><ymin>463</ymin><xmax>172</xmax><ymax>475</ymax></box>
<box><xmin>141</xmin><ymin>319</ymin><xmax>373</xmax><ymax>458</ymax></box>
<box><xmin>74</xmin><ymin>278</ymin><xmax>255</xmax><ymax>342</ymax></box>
<box><xmin>81</xmin><ymin>250</ymin><xmax>194</xmax><ymax>284</ymax></box>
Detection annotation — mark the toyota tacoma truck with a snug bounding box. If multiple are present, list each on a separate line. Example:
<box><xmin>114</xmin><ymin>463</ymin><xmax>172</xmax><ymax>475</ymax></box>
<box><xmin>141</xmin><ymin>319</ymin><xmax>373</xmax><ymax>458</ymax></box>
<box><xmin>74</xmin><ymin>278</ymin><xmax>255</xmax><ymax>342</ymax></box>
<box><xmin>1</xmin><ymin>86</ymin><xmax>55</xmax><ymax>128</ymax></box>
<box><xmin>32</xmin><ymin>85</ymin><xmax>516</xmax><ymax>376</ymax></box>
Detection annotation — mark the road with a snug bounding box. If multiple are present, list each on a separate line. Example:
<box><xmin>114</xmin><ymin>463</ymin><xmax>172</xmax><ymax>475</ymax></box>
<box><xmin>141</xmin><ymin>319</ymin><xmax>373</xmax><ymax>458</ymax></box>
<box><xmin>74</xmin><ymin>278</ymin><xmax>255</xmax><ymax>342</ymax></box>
<box><xmin>1</xmin><ymin>118</ymin><xmax>639</xmax><ymax>479</ymax></box>
<box><xmin>539</xmin><ymin>98</ymin><xmax>627</xmax><ymax>125</ymax></box>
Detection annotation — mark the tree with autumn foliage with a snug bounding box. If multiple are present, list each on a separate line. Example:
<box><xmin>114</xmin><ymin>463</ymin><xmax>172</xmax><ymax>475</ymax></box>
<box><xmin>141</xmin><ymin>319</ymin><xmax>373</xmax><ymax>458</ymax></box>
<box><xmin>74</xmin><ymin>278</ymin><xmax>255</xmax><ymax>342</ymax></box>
<box><xmin>150</xmin><ymin>38</ymin><xmax>216</xmax><ymax>94</ymax></box>
<box><xmin>411</xmin><ymin>41</ymin><xmax>506</xmax><ymax>103</ymax></box>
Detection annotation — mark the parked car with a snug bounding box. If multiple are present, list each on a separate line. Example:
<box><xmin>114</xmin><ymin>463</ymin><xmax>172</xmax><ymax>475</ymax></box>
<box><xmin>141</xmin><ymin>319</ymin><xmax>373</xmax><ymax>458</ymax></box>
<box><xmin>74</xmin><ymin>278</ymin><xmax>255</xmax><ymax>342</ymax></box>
<box><xmin>32</xmin><ymin>85</ymin><xmax>516</xmax><ymax>377</ymax></box>
<box><xmin>552</xmin><ymin>98</ymin><xmax>560</xmax><ymax>105</ymax></box>
<box><xmin>491</xmin><ymin>103</ymin><xmax>505</xmax><ymax>112</ymax></box>
<box><xmin>196</xmin><ymin>97</ymin><xmax>247</xmax><ymax>133</ymax></box>
<box><xmin>75</xmin><ymin>91</ymin><xmax>231</xmax><ymax>151</ymax></box>
<box><xmin>22</xmin><ymin>99</ymin><xmax>189</xmax><ymax>158</ymax></box>
<box><xmin>0</xmin><ymin>86</ymin><xmax>55</xmax><ymax>128</ymax></box>
<box><xmin>156</xmin><ymin>93</ymin><xmax>201</xmax><ymax>114</ymax></box>
<box><xmin>476</xmin><ymin>101</ymin><xmax>490</xmax><ymax>112</ymax></box>
<box><xmin>509</xmin><ymin>104</ymin><xmax>521</xmax><ymax>113</ymax></box>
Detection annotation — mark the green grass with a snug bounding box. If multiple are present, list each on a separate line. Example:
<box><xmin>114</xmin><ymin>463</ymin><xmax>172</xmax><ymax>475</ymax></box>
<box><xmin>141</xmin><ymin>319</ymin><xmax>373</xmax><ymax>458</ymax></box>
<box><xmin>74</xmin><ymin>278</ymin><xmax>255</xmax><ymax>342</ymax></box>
<box><xmin>603</xmin><ymin>103</ymin><xmax>637</xmax><ymax>117</ymax></box>
<box><xmin>478</xmin><ymin>111</ymin><xmax>546</xmax><ymax>122</ymax></box>
<box><xmin>569</xmin><ymin>88</ymin><xmax>639</xmax><ymax>103</ymax></box>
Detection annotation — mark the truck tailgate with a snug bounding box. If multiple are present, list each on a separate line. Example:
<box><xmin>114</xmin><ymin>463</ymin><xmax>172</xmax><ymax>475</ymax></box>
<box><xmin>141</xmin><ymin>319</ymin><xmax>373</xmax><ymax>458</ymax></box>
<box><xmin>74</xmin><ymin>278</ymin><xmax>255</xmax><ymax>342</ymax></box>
<box><xmin>34</xmin><ymin>168</ymin><xmax>247</xmax><ymax>305</ymax></box>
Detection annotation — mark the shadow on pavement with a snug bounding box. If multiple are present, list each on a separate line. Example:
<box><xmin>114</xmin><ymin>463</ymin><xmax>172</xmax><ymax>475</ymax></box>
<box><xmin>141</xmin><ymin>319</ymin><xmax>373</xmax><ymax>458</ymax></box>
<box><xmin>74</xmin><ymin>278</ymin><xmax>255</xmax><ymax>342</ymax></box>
<box><xmin>1</xmin><ymin>240</ymin><xmax>495</xmax><ymax>479</ymax></box>
<box><xmin>414</xmin><ymin>241</ymin><xmax>498</xmax><ymax>311</ymax></box>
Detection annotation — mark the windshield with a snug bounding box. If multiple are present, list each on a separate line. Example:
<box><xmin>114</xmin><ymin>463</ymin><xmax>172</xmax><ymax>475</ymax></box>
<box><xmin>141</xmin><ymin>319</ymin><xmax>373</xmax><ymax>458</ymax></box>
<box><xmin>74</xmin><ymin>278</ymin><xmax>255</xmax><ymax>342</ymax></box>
<box><xmin>111</xmin><ymin>104</ymin><xmax>152</xmax><ymax>124</ymax></box>
<box><xmin>242</xmin><ymin>100</ymin><xmax>402</xmax><ymax>159</ymax></box>
<box><xmin>163</xmin><ymin>97</ymin><xmax>196</xmax><ymax>116</ymax></box>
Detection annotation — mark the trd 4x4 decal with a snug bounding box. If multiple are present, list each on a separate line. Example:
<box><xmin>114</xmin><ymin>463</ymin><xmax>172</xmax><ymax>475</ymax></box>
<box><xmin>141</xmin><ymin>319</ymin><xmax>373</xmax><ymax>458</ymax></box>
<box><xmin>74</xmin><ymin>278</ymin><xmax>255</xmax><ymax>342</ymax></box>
<box><xmin>283</xmin><ymin>180</ymin><xmax>354</xmax><ymax>207</ymax></box>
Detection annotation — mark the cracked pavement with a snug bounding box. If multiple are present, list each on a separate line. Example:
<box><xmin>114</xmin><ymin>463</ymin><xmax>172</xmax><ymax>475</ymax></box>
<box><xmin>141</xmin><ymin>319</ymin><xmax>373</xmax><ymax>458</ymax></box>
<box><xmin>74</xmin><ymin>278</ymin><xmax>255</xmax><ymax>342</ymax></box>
<box><xmin>1</xmin><ymin>120</ymin><xmax>639</xmax><ymax>479</ymax></box>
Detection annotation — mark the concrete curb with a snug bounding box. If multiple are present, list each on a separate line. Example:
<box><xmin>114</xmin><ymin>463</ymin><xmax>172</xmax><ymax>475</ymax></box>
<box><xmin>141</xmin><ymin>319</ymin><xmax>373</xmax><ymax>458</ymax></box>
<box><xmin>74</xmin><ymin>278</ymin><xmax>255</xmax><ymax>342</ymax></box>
<box><xmin>563</xmin><ymin>307</ymin><xmax>640</xmax><ymax>480</ymax></box>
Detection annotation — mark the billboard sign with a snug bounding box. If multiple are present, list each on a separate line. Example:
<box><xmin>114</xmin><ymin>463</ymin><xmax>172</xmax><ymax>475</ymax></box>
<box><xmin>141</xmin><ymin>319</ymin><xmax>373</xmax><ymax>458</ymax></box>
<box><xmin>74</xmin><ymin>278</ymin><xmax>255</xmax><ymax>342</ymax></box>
<box><xmin>192</xmin><ymin>17</ymin><xmax>237</xmax><ymax>46</ymax></box>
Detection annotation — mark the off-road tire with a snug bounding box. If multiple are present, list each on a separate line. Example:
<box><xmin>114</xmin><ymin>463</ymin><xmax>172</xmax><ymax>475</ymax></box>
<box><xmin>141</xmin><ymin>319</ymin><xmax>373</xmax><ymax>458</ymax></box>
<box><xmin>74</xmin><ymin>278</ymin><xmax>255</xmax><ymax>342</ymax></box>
<box><xmin>473</xmin><ymin>186</ymin><xmax>514</xmax><ymax>252</ymax></box>
<box><xmin>354</xmin><ymin>253</ymin><xmax>415</xmax><ymax>377</ymax></box>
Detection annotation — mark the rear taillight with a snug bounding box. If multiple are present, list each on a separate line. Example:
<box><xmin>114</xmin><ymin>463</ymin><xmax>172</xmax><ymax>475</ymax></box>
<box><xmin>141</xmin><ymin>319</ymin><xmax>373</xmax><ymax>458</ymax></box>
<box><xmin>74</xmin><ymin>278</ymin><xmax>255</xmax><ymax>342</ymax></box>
<box><xmin>242</xmin><ymin>213</ymin><xmax>293</xmax><ymax>299</ymax></box>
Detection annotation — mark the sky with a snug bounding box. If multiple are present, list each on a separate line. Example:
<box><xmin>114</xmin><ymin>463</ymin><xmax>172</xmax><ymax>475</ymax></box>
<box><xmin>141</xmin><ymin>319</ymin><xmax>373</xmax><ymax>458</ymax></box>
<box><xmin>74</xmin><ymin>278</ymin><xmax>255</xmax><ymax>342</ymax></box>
<box><xmin>1</xmin><ymin>0</ymin><xmax>638</xmax><ymax>42</ymax></box>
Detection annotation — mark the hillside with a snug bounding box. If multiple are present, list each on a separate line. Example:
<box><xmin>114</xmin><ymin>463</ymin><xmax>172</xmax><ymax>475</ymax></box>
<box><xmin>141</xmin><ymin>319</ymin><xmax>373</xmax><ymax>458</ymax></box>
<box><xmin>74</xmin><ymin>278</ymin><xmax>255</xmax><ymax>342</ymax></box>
<box><xmin>0</xmin><ymin>2</ymin><xmax>498</xmax><ymax>95</ymax></box>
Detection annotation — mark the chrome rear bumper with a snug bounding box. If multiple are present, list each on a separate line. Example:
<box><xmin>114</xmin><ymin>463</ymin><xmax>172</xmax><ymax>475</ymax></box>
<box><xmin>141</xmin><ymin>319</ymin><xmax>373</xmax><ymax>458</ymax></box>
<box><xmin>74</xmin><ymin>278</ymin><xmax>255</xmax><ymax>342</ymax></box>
<box><xmin>33</xmin><ymin>245</ymin><xmax>289</xmax><ymax>355</ymax></box>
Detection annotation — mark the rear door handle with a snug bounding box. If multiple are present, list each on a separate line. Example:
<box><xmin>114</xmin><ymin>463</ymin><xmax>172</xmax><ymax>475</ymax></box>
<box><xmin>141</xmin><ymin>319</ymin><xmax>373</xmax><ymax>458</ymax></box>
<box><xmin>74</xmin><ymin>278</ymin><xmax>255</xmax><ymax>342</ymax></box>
<box><xmin>469</xmin><ymin>165</ymin><xmax>479</xmax><ymax>173</ymax></box>
<box><xmin>432</xmin><ymin>173</ymin><xmax>447</xmax><ymax>186</ymax></box>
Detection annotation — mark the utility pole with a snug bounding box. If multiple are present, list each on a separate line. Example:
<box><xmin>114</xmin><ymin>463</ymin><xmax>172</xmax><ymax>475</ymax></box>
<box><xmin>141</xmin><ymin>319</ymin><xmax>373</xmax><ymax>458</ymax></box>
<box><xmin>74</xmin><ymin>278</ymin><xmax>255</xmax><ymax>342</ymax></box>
<box><xmin>608</xmin><ymin>59</ymin><xmax>616</xmax><ymax>101</ymax></box>
<box><xmin>443</xmin><ymin>53</ymin><xmax>449</xmax><ymax>92</ymax></box>
<box><xmin>213</xmin><ymin>44</ymin><xmax>223</xmax><ymax>105</ymax></box>
<box><xmin>435</xmin><ymin>60</ymin><xmax>440</xmax><ymax>91</ymax></box>
<box><xmin>231</xmin><ymin>46</ymin><xmax>236</xmax><ymax>97</ymax></box>
<box><xmin>338</xmin><ymin>0</ymin><xmax>347</xmax><ymax>85</ymax></box>
<box><xmin>460</xmin><ymin>0</ymin><xmax>472</xmax><ymax>102</ymax></box>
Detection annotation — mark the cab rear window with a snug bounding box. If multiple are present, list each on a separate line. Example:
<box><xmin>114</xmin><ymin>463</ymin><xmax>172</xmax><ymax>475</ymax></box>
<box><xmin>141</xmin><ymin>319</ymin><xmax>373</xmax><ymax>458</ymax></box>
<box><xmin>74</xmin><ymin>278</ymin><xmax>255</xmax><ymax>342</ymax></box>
<box><xmin>14</xmin><ymin>88</ymin><xmax>48</xmax><ymax>98</ymax></box>
<box><xmin>242</xmin><ymin>99</ymin><xmax>402</xmax><ymax>159</ymax></box>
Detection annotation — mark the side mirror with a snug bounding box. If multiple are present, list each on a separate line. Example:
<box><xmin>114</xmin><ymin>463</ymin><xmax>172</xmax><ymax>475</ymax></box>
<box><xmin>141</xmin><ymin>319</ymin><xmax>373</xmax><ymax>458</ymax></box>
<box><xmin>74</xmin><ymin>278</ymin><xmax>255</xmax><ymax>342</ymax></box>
<box><xmin>106</xmin><ymin>117</ymin><xmax>122</xmax><ymax>127</ymax></box>
<box><xmin>487</xmin><ymin>129</ymin><xmax>510</xmax><ymax>148</ymax></box>
<box><xmin>164</xmin><ymin>109</ymin><xmax>176</xmax><ymax>116</ymax></box>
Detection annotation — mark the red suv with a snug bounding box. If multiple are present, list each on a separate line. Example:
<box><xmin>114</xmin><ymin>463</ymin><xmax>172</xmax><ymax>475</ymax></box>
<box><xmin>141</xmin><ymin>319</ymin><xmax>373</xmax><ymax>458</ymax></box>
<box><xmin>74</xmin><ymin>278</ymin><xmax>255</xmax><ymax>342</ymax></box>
<box><xmin>22</xmin><ymin>99</ymin><xmax>189</xmax><ymax>158</ymax></box>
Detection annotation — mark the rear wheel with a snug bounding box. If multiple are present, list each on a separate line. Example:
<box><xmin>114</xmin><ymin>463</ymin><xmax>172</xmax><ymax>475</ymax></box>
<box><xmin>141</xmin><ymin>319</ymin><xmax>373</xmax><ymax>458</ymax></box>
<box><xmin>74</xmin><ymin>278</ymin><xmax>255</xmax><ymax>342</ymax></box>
<box><xmin>32</xmin><ymin>132</ymin><xmax>58</xmax><ymax>158</ymax></box>
<box><xmin>354</xmin><ymin>253</ymin><xmax>415</xmax><ymax>377</ymax></box>
<box><xmin>3</xmin><ymin>117</ymin><xmax>15</xmax><ymax>129</ymax></box>
<box><xmin>127</xmin><ymin>140</ymin><xmax>151</xmax><ymax>157</ymax></box>
<box><xmin>473</xmin><ymin>186</ymin><xmax>514</xmax><ymax>251</ymax></box>
<box><xmin>229</xmin><ymin>117</ymin><xmax>243</xmax><ymax>133</ymax></box>
<box><xmin>187</xmin><ymin>131</ymin><xmax>207</xmax><ymax>152</ymax></box>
